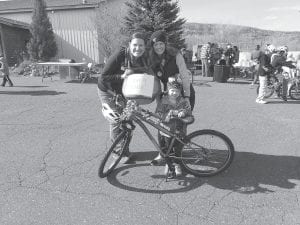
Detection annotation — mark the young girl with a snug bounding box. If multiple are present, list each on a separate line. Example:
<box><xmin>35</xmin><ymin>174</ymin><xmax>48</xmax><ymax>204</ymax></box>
<box><xmin>154</xmin><ymin>79</ymin><xmax>192</xmax><ymax>177</ymax></box>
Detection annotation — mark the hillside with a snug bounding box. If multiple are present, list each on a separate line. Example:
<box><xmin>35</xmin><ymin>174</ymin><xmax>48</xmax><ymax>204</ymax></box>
<box><xmin>183</xmin><ymin>23</ymin><xmax>300</xmax><ymax>51</ymax></box>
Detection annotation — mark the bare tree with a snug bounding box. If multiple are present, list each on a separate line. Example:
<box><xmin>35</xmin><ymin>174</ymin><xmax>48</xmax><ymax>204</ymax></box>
<box><xmin>94</xmin><ymin>3</ymin><xmax>127</xmax><ymax>61</ymax></box>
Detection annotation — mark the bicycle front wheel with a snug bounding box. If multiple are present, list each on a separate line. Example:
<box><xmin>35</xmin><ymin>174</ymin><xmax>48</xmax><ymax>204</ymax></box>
<box><xmin>289</xmin><ymin>83</ymin><xmax>300</xmax><ymax>100</ymax></box>
<box><xmin>179</xmin><ymin>129</ymin><xmax>234</xmax><ymax>177</ymax></box>
<box><xmin>98</xmin><ymin>130</ymin><xmax>131</xmax><ymax>178</ymax></box>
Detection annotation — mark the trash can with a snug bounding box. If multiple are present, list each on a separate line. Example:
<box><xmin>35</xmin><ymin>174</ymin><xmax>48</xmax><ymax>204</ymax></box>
<box><xmin>213</xmin><ymin>65</ymin><xmax>230</xmax><ymax>83</ymax></box>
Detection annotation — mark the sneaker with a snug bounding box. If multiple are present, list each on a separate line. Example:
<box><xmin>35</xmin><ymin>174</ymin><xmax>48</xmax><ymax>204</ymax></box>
<box><xmin>174</xmin><ymin>163</ymin><xmax>182</xmax><ymax>176</ymax></box>
<box><xmin>164</xmin><ymin>164</ymin><xmax>176</xmax><ymax>179</ymax></box>
<box><xmin>256</xmin><ymin>99</ymin><xmax>267</xmax><ymax>104</ymax></box>
<box><xmin>164</xmin><ymin>164</ymin><xmax>169</xmax><ymax>175</ymax></box>
<box><xmin>150</xmin><ymin>154</ymin><xmax>165</xmax><ymax>166</ymax></box>
<box><xmin>281</xmin><ymin>96</ymin><xmax>287</xmax><ymax>102</ymax></box>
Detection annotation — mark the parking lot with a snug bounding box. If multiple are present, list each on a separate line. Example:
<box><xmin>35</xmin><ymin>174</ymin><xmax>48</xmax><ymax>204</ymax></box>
<box><xmin>0</xmin><ymin>76</ymin><xmax>300</xmax><ymax>225</ymax></box>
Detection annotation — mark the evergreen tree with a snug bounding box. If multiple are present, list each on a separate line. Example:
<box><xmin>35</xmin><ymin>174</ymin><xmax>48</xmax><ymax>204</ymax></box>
<box><xmin>28</xmin><ymin>0</ymin><xmax>57</xmax><ymax>61</ymax></box>
<box><xmin>123</xmin><ymin>0</ymin><xmax>186</xmax><ymax>49</ymax></box>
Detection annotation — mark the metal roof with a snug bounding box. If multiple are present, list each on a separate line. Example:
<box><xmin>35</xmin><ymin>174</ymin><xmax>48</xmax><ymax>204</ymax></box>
<box><xmin>0</xmin><ymin>0</ymin><xmax>101</xmax><ymax>13</ymax></box>
<box><xmin>0</xmin><ymin>16</ymin><xmax>30</xmax><ymax>29</ymax></box>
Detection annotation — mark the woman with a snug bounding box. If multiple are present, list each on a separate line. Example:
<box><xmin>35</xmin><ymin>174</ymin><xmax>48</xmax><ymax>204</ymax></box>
<box><xmin>0</xmin><ymin>54</ymin><xmax>14</xmax><ymax>87</ymax></box>
<box><xmin>97</xmin><ymin>32</ymin><xmax>150</xmax><ymax>163</ymax></box>
<box><xmin>148</xmin><ymin>30</ymin><xmax>195</xmax><ymax>165</ymax></box>
<box><xmin>148</xmin><ymin>30</ymin><xmax>195</xmax><ymax>110</ymax></box>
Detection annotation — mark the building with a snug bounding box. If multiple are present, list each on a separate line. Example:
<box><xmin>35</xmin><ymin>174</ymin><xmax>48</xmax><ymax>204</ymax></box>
<box><xmin>0</xmin><ymin>0</ymin><xmax>127</xmax><ymax>65</ymax></box>
<box><xmin>0</xmin><ymin>17</ymin><xmax>30</xmax><ymax>66</ymax></box>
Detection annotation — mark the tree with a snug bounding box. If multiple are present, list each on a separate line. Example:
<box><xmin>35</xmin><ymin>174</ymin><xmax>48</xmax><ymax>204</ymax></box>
<box><xmin>94</xmin><ymin>3</ymin><xmax>127</xmax><ymax>59</ymax></box>
<box><xmin>123</xmin><ymin>0</ymin><xmax>186</xmax><ymax>49</ymax></box>
<box><xmin>28</xmin><ymin>0</ymin><xmax>57</xmax><ymax>61</ymax></box>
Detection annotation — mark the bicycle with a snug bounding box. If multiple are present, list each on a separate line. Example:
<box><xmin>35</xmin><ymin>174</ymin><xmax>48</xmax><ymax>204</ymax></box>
<box><xmin>256</xmin><ymin>73</ymin><xmax>283</xmax><ymax>98</ymax></box>
<box><xmin>98</xmin><ymin>96</ymin><xmax>235</xmax><ymax>179</ymax></box>
<box><xmin>288</xmin><ymin>73</ymin><xmax>300</xmax><ymax>100</ymax></box>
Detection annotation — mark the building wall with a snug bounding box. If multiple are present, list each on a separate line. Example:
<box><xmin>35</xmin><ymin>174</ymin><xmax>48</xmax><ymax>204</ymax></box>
<box><xmin>0</xmin><ymin>24</ymin><xmax>30</xmax><ymax>66</ymax></box>
<box><xmin>0</xmin><ymin>0</ymin><xmax>129</xmax><ymax>64</ymax></box>
<box><xmin>0</xmin><ymin>8</ymin><xmax>99</xmax><ymax>63</ymax></box>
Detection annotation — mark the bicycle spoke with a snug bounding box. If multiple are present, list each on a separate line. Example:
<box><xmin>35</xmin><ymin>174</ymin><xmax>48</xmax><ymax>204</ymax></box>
<box><xmin>180</xmin><ymin>130</ymin><xmax>234</xmax><ymax>177</ymax></box>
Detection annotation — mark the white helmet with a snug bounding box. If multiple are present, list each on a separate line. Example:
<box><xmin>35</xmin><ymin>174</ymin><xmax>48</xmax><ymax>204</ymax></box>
<box><xmin>266</xmin><ymin>44</ymin><xmax>276</xmax><ymax>53</ymax></box>
<box><xmin>101</xmin><ymin>103</ymin><xmax>120</xmax><ymax>123</ymax></box>
<box><xmin>277</xmin><ymin>45</ymin><xmax>288</xmax><ymax>53</ymax></box>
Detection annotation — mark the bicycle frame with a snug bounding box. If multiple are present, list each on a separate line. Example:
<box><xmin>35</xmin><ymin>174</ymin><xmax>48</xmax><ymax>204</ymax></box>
<box><xmin>121</xmin><ymin>107</ymin><xmax>186</xmax><ymax>159</ymax></box>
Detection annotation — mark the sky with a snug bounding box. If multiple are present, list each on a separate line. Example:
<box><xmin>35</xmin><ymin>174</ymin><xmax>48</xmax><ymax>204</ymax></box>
<box><xmin>0</xmin><ymin>0</ymin><xmax>299</xmax><ymax>31</ymax></box>
<box><xmin>178</xmin><ymin>0</ymin><xmax>300</xmax><ymax>32</ymax></box>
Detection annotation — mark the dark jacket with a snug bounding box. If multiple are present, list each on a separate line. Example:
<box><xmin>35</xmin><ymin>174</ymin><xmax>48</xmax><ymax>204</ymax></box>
<box><xmin>258</xmin><ymin>53</ymin><xmax>272</xmax><ymax>76</ymax></box>
<box><xmin>98</xmin><ymin>47</ymin><xmax>149</xmax><ymax>94</ymax></box>
<box><xmin>224</xmin><ymin>48</ymin><xmax>235</xmax><ymax>65</ymax></box>
<box><xmin>150</xmin><ymin>47</ymin><xmax>180</xmax><ymax>91</ymax></box>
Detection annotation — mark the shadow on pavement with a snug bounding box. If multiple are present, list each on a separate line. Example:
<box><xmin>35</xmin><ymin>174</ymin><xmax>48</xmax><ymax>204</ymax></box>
<box><xmin>267</xmin><ymin>100</ymin><xmax>300</xmax><ymax>104</ymax></box>
<box><xmin>12</xmin><ymin>85</ymin><xmax>49</xmax><ymax>88</ymax></box>
<box><xmin>0</xmin><ymin>90</ymin><xmax>66</xmax><ymax>96</ymax></box>
<box><xmin>192</xmin><ymin>81</ymin><xmax>212</xmax><ymax>87</ymax></box>
<box><xmin>226</xmin><ymin>79</ymin><xmax>252</xmax><ymax>85</ymax></box>
<box><xmin>106</xmin><ymin>151</ymin><xmax>300</xmax><ymax>194</ymax></box>
<box><xmin>65</xmin><ymin>78</ymin><xmax>98</xmax><ymax>84</ymax></box>
<box><xmin>107</xmin><ymin>163</ymin><xmax>205</xmax><ymax>194</ymax></box>
<box><xmin>207</xmin><ymin>151</ymin><xmax>300</xmax><ymax>194</ymax></box>
<box><xmin>105</xmin><ymin>151</ymin><xmax>204</xmax><ymax>194</ymax></box>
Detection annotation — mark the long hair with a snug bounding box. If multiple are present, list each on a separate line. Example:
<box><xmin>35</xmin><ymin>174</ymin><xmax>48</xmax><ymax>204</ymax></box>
<box><xmin>149</xmin><ymin>45</ymin><xmax>179</xmax><ymax>69</ymax></box>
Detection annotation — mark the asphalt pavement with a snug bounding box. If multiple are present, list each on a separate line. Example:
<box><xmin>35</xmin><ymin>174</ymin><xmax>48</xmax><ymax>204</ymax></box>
<box><xmin>0</xmin><ymin>75</ymin><xmax>300</xmax><ymax>225</ymax></box>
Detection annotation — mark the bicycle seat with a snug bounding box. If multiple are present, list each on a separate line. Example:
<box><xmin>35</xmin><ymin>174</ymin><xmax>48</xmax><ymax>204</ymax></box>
<box><xmin>169</xmin><ymin>116</ymin><xmax>195</xmax><ymax>125</ymax></box>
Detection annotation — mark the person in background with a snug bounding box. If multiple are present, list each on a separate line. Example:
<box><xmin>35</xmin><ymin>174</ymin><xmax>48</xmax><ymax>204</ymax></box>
<box><xmin>209</xmin><ymin>43</ymin><xmax>221</xmax><ymax>77</ymax></box>
<box><xmin>271</xmin><ymin>46</ymin><xmax>294</xmax><ymax>101</ymax></box>
<box><xmin>232</xmin><ymin>46</ymin><xmax>240</xmax><ymax>77</ymax></box>
<box><xmin>97</xmin><ymin>32</ymin><xmax>150</xmax><ymax>164</ymax></box>
<box><xmin>0</xmin><ymin>54</ymin><xmax>13</xmax><ymax>87</ymax></box>
<box><xmin>224</xmin><ymin>44</ymin><xmax>235</xmax><ymax>79</ymax></box>
<box><xmin>200</xmin><ymin>42</ymin><xmax>211</xmax><ymax>77</ymax></box>
<box><xmin>155</xmin><ymin>79</ymin><xmax>192</xmax><ymax>177</ymax></box>
<box><xmin>233</xmin><ymin>46</ymin><xmax>240</xmax><ymax>64</ymax></box>
<box><xmin>256</xmin><ymin>44</ymin><xmax>275</xmax><ymax>104</ymax></box>
<box><xmin>250</xmin><ymin>45</ymin><xmax>262</xmax><ymax>86</ymax></box>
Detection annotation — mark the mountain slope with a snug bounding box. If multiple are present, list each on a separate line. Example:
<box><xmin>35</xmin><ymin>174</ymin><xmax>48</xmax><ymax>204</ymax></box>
<box><xmin>183</xmin><ymin>23</ymin><xmax>300</xmax><ymax>51</ymax></box>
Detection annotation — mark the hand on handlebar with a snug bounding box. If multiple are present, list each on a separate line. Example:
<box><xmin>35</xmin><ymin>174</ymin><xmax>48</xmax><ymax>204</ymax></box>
<box><xmin>101</xmin><ymin>103</ymin><xmax>121</xmax><ymax>123</ymax></box>
<box><xmin>121</xmin><ymin>69</ymin><xmax>134</xmax><ymax>79</ymax></box>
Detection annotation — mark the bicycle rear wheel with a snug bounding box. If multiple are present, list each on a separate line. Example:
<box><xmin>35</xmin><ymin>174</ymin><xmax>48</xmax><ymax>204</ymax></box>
<box><xmin>289</xmin><ymin>83</ymin><xmax>300</xmax><ymax>100</ymax></box>
<box><xmin>98</xmin><ymin>131</ymin><xmax>131</xmax><ymax>178</ymax></box>
<box><xmin>179</xmin><ymin>129</ymin><xmax>234</xmax><ymax>177</ymax></box>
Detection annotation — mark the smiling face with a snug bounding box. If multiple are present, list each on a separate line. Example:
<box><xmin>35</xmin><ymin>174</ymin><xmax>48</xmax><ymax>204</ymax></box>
<box><xmin>129</xmin><ymin>38</ymin><xmax>145</xmax><ymax>58</ymax></box>
<box><xmin>168</xmin><ymin>88</ymin><xmax>181</xmax><ymax>99</ymax></box>
<box><xmin>153</xmin><ymin>41</ymin><xmax>166</xmax><ymax>55</ymax></box>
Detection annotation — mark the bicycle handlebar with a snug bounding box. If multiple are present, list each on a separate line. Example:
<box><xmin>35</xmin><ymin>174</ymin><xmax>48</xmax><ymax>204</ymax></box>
<box><xmin>105</xmin><ymin>91</ymin><xmax>194</xmax><ymax>125</ymax></box>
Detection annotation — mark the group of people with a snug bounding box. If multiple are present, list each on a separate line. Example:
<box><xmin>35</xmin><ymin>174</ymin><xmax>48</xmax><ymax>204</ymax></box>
<box><xmin>199</xmin><ymin>42</ymin><xmax>240</xmax><ymax>77</ymax></box>
<box><xmin>253</xmin><ymin>44</ymin><xmax>296</xmax><ymax>104</ymax></box>
<box><xmin>97</xmin><ymin>30</ymin><xmax>195</xmax><ymax>177</ymax></box>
